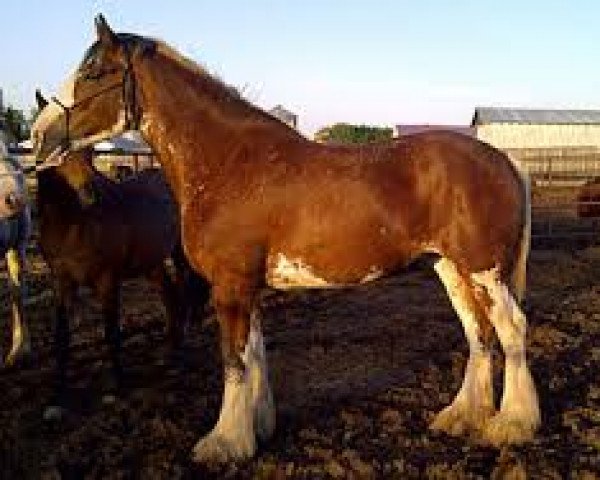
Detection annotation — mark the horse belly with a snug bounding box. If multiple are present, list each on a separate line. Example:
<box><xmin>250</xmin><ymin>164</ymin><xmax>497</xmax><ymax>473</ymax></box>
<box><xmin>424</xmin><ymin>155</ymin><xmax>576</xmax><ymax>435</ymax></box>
<box><xmin>264</xmin><ymin>200</ymin><xmax>407</xmax><ymax>290</ymax></box>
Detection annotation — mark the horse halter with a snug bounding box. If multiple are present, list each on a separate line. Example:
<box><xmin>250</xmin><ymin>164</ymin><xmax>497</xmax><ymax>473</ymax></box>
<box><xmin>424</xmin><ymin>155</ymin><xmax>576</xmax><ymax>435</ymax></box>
<box><xmin>50</xmin><ymin>46</ymin><xmax>141</xmax><ymax>149</ymax></box>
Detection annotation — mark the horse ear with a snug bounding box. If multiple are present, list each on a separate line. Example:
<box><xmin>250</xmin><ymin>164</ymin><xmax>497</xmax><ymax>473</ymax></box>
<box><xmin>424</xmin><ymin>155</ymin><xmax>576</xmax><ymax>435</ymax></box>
<box><xmin>35</xmin><ymin>89</ymin><xmax>48</xmax><ymax>110</ymax></box>
<box><xmin>95</xmin><ymin>14</ymin><xmax>117</xmax><ymax>46</ymax></box>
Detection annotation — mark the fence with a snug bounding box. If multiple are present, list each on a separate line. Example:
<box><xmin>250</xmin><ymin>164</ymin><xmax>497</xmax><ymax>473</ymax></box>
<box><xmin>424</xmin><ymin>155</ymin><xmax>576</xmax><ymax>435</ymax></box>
<box><xmin>8</xmin><ymin>145</ymin><xmax>156</xmax><ymax>179</ymax></box>
<box><xmin>7</xmin><ymin>144</ymin><xmax>600</xmax><ymax>244</ymax></box>
<box><xmin>514</xmin><ymin>148</ymin><xmax>600</xmax><ymax>244</ymax></box>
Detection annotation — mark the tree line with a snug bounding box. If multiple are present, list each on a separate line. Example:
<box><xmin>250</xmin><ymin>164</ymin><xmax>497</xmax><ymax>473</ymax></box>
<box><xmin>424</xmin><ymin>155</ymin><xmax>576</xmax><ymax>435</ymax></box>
<box><xmin>2</xmin><ymin>94</ymin><xmax>393</xmax><ymax>147</ymax></box>
<box><xmin>314</xmin><ymin>123</ymin><xmax>393</xmax><ymax>144</ymax></box>
<box><xmin>1</xmin><ymin>101</ymin><xmax>38</xmax><ymax>144</ymax></box>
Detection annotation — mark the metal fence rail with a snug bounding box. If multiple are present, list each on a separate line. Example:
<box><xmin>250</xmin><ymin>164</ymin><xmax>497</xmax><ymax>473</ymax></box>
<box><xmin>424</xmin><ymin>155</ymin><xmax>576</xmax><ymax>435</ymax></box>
<box><xmin>7</xmin><ymin>145</ymin><xmax>600</xmax><ymax>245</ymax></box>
<box><xmin>519</xmin><ymin>154</ymin><xmax>600</xmax><ymax>244</ymax></box>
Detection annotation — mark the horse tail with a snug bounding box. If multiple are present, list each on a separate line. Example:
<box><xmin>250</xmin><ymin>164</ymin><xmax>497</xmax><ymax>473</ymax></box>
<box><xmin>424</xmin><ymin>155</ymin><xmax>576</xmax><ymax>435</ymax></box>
<box><xmin>508</xmin><ymin>153</ymin><xmax>531</xmax><ymax>304</ymax></box>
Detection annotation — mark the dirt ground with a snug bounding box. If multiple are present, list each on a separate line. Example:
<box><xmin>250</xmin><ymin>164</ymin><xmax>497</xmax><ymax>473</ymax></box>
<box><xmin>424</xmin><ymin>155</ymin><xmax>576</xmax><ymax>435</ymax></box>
<box><xmin>1</xmin><ymin>242</ymin><xmax>600</xmax><ymax>479</ymax></box>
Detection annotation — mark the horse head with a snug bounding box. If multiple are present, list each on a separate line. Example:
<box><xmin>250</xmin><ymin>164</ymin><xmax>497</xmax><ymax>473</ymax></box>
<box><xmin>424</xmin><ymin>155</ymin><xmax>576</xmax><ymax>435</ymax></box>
<box><xmin>35</xmin><ymin>90</ymin><xmax>102</xmax><ymax>206</ymax></box>
<box><xmin>31</xmin><ymin>14</ymin><xmax>151</xmax><ymax>164</ymax></box>
<box><xmin>0</xmin><ymin>141</ymin><xmax>28</xmax><ymax>219</ymax></box>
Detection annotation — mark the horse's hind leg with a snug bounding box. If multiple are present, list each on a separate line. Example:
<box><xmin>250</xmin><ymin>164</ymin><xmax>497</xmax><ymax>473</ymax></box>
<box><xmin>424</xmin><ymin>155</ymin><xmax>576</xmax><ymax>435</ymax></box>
<box><xmin>431</xmin><ymin>257</ymin><xmax>495</xmax><ymax>436</ymax></box>
<box><xmin>471</xmin><ymin>268</ymin><xmax>540</xmax><ymax>446</ymax></box>
<box><xmin>5</xmin><ymin>246</ymin><xmax>31</xmax><ymax>367</ymax></box>
<box><xmin>149</xmin><ymin>262</ymin><xmax>183</xmax><ymax>349</ymax></box>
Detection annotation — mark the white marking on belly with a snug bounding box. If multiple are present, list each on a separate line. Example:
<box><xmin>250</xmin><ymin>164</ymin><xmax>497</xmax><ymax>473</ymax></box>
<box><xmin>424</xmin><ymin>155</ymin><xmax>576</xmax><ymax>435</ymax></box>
<box><xmin>268</xmin><ymin>253</ymin><xmax>333</xmax><ymax>289</ymax></box>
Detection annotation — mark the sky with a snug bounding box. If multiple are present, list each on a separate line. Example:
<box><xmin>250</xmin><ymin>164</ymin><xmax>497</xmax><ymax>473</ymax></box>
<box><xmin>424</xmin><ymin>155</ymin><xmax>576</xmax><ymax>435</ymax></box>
<box><xmin>2</xmin><ymin>1</ymin><xmax>600</xmax><ymax>137</ymax></box>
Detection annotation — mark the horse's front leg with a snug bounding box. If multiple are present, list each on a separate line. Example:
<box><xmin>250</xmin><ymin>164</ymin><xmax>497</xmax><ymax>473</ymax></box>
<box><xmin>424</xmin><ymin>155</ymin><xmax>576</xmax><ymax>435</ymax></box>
<box><xmin>5</xmin><ymin>246</ymin><xmax>31</xmax><ymax>367</ymax></box>
<box><xmin>45</xmin><ymin>277</ymin><xmax>77</xmax><ymax>419</ymax></box>
<box><xmin>98</xmin><ymin>280</ymin><xmax>123</xmax><ymax>390</ymax></box>
<box><xmin>192</xmin><ymin>280</ymin><xmax>274</xmax><ymax>464</ymax></box>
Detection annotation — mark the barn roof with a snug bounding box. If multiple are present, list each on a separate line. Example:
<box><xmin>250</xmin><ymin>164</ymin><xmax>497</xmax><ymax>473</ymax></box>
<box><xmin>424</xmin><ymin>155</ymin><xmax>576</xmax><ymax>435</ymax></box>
<box><xmin>395</xmin><ymin>124</ymin><xmax>475</xmax><ymax>137</ymax></box>
<box><xmin>472</xmin><ymin>107</ymin><xmax>600</xmax><ymax>126</ymax></box>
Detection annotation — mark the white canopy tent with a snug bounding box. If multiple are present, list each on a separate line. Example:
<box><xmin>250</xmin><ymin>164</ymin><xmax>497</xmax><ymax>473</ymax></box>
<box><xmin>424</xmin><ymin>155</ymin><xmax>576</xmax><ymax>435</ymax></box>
<box><xmin>16</xmin><ymin>131</ymin><xmax>152</xmax><ymax>155</ymax></box>
<box><xmin>93</xmin><ymin>131</ymin><xmax>152</xmax><ymax>155</ymax></box>
<box><xmin>14</xmin><ymin>132</ymin><xmax>155</xmax><ymax>173</ymax></box>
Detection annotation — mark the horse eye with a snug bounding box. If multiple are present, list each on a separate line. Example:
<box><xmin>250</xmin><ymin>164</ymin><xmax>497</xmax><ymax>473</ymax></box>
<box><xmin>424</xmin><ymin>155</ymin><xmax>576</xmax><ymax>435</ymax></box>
<box><xmin>82</xmin><ymin>67</ymin><xmax>118</xmax><ymax>81</ymax></box>
<box><xmin>82</xmin><ymin>69</ymin><xmax>102</xmax><ymax>81</ymax></box>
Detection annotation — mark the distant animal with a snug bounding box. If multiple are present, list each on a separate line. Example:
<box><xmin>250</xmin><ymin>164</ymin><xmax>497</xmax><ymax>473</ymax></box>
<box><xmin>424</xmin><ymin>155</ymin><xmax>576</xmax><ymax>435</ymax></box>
<box><xmin>0</xmin><ymin>139</ymin><xmax>32</xmax><ymax>368</ymax></box>
<box><xmin>34</xmin><ymin>91</ymin><xmax>210</xmax><ymax>411</ymax></box>
<box><xmin>577</xmin><ymin>177</ymin><xmax>600</xmax><ymax>217</ymax></box>
<box><xmin>32</xmin><ymin>15</ymin><xmax>538</xmax><ymax>462</ymax></box>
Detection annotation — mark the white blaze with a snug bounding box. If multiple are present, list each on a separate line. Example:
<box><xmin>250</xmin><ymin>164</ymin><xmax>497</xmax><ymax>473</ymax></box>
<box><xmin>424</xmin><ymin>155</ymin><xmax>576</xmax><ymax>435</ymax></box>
<box><xmin>32</xmin><ymin>71</ymin><xmax>77</xmax><ymax>143</ymax></box>
<box><xmin>51</xmin><ymin>70</ymin><xmax>77</xmax><ymax>107</ymax></box>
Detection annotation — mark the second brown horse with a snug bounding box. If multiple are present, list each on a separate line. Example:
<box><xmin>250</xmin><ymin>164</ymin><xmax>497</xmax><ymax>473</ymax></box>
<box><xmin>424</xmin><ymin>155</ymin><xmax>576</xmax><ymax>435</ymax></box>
<box><xmin>35</xmin><ymin>93</ymin><xmax>210</xmax><ymax>413</ymax></box>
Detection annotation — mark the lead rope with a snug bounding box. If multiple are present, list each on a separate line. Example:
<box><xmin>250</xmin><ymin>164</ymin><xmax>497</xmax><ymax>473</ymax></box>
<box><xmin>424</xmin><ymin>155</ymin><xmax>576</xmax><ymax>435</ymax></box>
<box><xmin>47</xmin><ymin>46</ymin><xmax>141</xmax><ymax>155</ymax></box>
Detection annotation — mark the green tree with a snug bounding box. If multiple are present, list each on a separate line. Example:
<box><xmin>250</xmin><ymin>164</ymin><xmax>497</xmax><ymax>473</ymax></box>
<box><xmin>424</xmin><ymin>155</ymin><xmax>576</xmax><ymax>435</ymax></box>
<box><xmin>1</xmin><ymin>105</ymin><xmax>30</xmax><ymax>142</ymax></box>
<box><xmin>314</xmin><ymin>123</ymin><xmax>393</xmax><ymax>144</ymax></box>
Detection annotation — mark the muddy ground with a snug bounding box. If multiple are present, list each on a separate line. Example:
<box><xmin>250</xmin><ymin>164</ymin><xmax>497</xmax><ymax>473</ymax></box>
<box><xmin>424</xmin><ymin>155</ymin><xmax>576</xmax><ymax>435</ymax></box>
<box><xmin>0</xmin><ymin>242</ymin><xmax>599</xmax><ymax>479</ymax></box>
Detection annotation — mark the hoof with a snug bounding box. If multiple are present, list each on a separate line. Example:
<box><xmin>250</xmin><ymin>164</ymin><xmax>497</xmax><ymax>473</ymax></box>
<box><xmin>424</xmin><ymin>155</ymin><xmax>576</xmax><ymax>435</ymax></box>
<box><xmin>430</xmin><ymin>403</ymin><xmax>494</xmax><ymax>437</ymax></box>
<box><xmin>43</xmin><ymin>405</ymin><xmax>66</xmax><ymax>422</ymax></box>
<box><xmin>191</xmin><ymin>431</ymin><xmax>255</xmax><ymax>465</ymax></box>
<box><xmin>255</xmin><ymin>405</ymin><xmax>275</xmax><ymax>443</ymax></box>
<box><xmin>5</xmin><ymin>347</ymin><xmax>32</xmax><ymax>369</ymax></box>
<box><xmin>482</xmin><ymin>412</ymin><xmax>539</xmax><ymax>447</ymax></box>
<box><xmin>102</xmin><ymin>394</ymin><xmax>117</xmax><ymax>406</ymax></box>
<box><xmin>255</xmin><ymin>389</ymin><xmax>275</xmax><ymax>442</ymax></box>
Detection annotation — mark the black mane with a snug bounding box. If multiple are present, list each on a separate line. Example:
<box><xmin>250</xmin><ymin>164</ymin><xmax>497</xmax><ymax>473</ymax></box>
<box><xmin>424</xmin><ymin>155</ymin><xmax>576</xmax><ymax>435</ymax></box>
<box><xmin>80</xmin><ymin>33</ymin><xmax>157</xmax><ymax>68</ymax></box>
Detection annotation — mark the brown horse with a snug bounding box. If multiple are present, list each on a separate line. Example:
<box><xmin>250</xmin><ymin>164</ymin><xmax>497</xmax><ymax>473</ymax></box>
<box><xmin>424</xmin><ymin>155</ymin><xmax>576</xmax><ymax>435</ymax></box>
<box><xmin>32</xmin><ymin>16</ymin><xmax>539</xmax><ymax>462</ymax></box>
<box><xmin>35</xmin><ymin>91</ymin><xmax>210</xmax><ymax>412</ymax></box>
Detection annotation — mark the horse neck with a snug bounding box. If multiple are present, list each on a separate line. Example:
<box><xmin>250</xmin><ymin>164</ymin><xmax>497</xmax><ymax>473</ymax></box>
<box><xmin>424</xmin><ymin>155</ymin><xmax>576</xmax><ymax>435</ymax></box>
<box><xmin>134</xmin><ymin>52</ymin><xmax>295</xmax><ymax>201</ymax></box>
<box><xmin>37</xmin><ymin>160</ymin><xmax>108</xmax><ymax>214</ymax></box>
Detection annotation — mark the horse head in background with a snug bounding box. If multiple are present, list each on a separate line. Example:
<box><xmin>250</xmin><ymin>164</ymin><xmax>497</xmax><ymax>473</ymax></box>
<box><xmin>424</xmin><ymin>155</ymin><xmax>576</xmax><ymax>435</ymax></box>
<box><xmin>0</xmin><ymin>143</ymin><xmax>29</xmax><ymax>220</ymax></box>
<box><xmin>32</xmin><ymin>15</ymin><xmax>539</xmax><ymax>463</ymax></box>
<box><xmin>0</xmin><ymin>135</ymin><xmax>32</xmax><ymax>367</ymax></box>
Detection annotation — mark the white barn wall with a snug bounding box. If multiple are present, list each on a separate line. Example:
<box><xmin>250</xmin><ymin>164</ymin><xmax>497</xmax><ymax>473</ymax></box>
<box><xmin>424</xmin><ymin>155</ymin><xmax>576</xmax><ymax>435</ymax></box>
<box><xmin>476</xmin><ymin>124</ymin><xmax>600</xmax><ymax>149</ymax></box>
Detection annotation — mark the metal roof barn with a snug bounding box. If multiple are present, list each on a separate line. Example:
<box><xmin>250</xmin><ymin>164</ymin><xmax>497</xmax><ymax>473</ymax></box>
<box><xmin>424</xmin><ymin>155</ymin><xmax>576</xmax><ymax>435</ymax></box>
<box><xmin>472</xmin><ymin>107</ymin><xmax>600</xmax><ymax>150</ymax></box>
